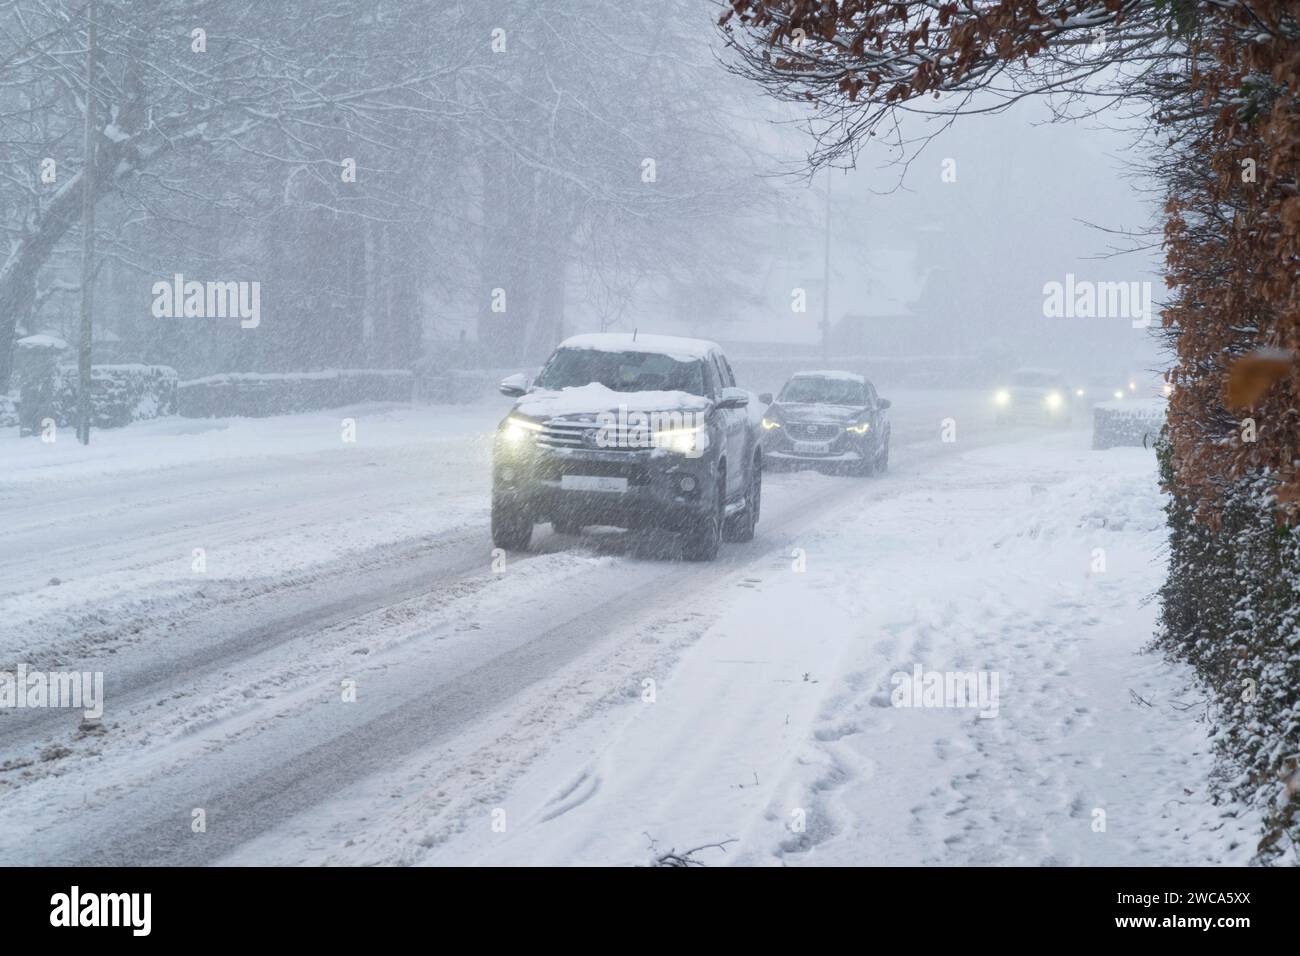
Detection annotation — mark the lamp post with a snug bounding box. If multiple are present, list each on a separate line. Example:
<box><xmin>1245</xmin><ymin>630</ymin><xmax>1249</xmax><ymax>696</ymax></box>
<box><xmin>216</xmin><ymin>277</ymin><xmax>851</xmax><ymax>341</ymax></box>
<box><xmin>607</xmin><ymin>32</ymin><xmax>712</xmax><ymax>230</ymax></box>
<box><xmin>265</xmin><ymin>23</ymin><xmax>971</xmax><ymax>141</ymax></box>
<box><xmin>819</xmin><ymin>171</ymin><xmax>831</xmax><ymax>364</ymax></box>
<box><xmin>76</xmin><ymin>0</ymin><xmax>97</xmax><ymax>445</ymax></box>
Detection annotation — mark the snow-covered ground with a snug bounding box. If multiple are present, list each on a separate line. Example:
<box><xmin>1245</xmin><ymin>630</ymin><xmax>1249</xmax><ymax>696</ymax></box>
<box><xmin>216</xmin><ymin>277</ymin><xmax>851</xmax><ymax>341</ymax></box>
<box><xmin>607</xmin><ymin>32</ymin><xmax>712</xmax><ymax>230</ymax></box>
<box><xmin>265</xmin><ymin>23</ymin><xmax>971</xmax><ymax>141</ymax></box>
<box><xmin>0</xmin><ymin>393</ymin><xmax>1257</xmax><ymax>865</ymax></box>
<box><xmin>0</xmin><ymin>401</ymin><xmax>496</xmax><ymax>662</ymax></box>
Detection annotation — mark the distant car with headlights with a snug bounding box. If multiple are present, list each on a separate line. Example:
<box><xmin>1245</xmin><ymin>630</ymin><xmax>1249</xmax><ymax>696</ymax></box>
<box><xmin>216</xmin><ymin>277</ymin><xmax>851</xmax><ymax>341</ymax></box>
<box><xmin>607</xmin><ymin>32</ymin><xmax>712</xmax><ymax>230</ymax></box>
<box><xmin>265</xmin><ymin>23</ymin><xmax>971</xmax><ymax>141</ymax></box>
<box><xmin>491</xmin><ymin>333</ymin><xmax>766</xmax><ymax>561</ymax></box>
<box><xmin>1073</xmin><ymin>372</ymin><xmax>1169</xmax><ymax>406</ymax></box>
<box><xmin>760</xmin><ymin>371</ymin><xmax>891</xmax><ymax>475</ymax></box>
<box><xmin>994</xmin><ymin>367</ymin><xmax>1073</xmax><ymax>425</ymax></box>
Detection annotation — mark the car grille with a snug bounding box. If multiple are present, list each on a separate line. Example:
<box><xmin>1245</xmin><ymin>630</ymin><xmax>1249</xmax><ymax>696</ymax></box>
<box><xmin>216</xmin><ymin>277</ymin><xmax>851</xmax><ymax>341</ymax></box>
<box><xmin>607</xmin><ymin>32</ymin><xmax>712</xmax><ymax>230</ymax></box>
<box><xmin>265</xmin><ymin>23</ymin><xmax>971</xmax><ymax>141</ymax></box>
<box><xmin>786</xmin><ymin>422</ymin><xmax>843</xmax><ymax>441</ymax></box>
<box><xmin>537</xmin><ymin>419</ymin><xmax>649</xmax><ymax>452</ymax></box>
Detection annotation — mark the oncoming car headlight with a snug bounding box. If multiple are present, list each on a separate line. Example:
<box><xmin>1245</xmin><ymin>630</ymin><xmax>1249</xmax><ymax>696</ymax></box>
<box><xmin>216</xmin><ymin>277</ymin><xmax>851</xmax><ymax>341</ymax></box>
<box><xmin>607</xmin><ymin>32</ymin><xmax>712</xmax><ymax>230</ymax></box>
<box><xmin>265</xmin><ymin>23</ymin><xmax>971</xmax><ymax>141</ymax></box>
<box><xmin>500</xmin><ymin>415</ymin><xmax>543</xmax><ymax>444</ymax></box>
<box><xmin>1044</xmin><ymin>391</ymin><xmax>1064</xmax><ymax>411</ymax></box>
<box><xmin>846</xmin><ymin>422</ymin><xmax>870</xmax><ymax>434</ymax></box>
<box><xmin>761</xmin><ymin>417</ymin><xmax>782</xmax><ymax>430</ymax></box>
<box><xmin>994</xmin><ymin>389</ymin><xmax>1011</xmax><ymax>407</ymax></box>
<box><xmin>655</xmin><ymin>425</ymin><xmax>708</xmax><ymax>456</ymax></box>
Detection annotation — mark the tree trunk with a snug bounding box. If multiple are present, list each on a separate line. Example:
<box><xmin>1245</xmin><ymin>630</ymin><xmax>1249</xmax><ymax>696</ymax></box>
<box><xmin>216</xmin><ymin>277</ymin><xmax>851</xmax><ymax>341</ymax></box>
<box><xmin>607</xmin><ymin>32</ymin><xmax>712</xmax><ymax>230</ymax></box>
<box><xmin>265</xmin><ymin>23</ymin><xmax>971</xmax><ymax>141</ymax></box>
<box><xmin>0</xmin><ymin>178</ymin><xmax>87</xmax><ymax>390</ymax></box>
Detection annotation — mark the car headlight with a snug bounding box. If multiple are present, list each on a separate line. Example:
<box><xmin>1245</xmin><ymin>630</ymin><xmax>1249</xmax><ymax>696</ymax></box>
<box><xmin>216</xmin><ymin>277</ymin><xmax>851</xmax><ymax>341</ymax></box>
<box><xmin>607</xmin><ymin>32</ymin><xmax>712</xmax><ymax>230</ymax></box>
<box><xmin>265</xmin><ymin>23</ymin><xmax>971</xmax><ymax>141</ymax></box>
<box><xmin>1112</xmin><ymin>390</ymin><xmax>1124</xmax><ymax>400</ymax></box>
<box><xmin>500</xmin><ymin>415</ymin><xmax>543</xmax><ymax>445</ymax></box>
<box><xmin>1075</xmin><ymin>388</ymin><xmax>1086</xmax><ymax>398</ymax></box>
<box><xmin>1044</xmin><ymin>391</ymin><xmax>1064</xmax><ymax>411</ymax></box>
<box><xmin>761</xmin><ymin>417</ymin><xmax>782</xmax><ymax>430</ymax></box>
<box><xmin>846</xmin><ymin>422</ymin><xmax>870</xmax><ymax>434</ymax></box>
<box><xmin>655</xmin><ymin>425</ymin><xmax>708</xmax><ymax>456</ymax></box>
<box><xmin>994</xmin><ymin>389</ymin><xmax>1011</xmax><ymax>406</ymax></box>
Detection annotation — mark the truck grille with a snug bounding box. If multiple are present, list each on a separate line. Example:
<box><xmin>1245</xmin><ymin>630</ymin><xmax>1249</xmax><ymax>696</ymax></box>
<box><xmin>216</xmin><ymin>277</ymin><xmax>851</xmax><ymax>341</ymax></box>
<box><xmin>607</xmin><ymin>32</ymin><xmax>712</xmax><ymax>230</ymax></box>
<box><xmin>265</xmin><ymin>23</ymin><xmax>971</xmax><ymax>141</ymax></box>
<box><xmin>537</xmin><ymin>419</ymin><xmax>650</xmax><ymax>452</ymax></box>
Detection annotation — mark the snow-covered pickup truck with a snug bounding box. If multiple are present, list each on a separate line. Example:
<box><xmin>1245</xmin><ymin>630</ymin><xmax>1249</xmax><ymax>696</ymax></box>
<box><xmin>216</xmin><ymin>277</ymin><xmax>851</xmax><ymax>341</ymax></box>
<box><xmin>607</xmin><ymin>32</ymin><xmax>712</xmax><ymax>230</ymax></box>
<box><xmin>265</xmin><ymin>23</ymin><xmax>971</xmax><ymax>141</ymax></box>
<box><xmin>491</xmin><ymin>333</ymin><xmax>768</xmax><ymax>561</ymax></box>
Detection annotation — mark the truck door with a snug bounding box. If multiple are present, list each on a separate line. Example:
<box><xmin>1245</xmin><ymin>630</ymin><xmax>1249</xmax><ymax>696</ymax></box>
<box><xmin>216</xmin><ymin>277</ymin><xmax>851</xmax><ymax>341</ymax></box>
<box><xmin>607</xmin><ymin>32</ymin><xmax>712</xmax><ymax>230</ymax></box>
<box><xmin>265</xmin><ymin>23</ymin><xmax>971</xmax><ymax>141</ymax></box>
<box><xmin>710</xmin><ymin>351</ymin><xmax>747</xmax><ymax>498</ymax></box>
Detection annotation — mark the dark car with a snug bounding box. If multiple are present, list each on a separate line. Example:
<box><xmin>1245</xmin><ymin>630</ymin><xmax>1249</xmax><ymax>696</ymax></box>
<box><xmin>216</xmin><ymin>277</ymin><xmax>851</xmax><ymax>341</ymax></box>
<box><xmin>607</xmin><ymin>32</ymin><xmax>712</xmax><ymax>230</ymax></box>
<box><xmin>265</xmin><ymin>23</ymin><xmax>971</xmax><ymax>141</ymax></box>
<box><xmin>759</xmin><ymin>371</ymin><xmax>891</xmax><ymax>475</ymax></box>
<box><xmin>491</xmin><ymin>333</ymin><xmax>767</xmax><ymax>561</ymax></box>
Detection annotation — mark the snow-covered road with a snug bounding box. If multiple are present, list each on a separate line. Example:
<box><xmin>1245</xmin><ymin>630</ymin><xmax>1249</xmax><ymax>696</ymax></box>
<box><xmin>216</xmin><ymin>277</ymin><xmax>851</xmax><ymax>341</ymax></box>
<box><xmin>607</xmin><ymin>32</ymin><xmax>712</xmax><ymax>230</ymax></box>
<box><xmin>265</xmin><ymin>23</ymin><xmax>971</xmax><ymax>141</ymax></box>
<box><xmin>0</xmin><ymin>394</ymin><xmax>1256</xmax><ymax>865</ymax></box>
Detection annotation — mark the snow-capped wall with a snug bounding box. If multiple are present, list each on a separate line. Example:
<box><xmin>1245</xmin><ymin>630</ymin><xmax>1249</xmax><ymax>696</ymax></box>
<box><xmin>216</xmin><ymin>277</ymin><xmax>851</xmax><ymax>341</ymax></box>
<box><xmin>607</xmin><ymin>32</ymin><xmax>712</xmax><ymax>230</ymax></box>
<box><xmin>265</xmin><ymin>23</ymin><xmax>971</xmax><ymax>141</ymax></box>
<box><xmin>1091</xmin><ymin>398</ymin><xmax>1166</xmax><ymax>450</ymax></box>
<box><xmin>177</xmin><ymin>369</ymin><xmax>413</xmax><ymax>418</ymax></box>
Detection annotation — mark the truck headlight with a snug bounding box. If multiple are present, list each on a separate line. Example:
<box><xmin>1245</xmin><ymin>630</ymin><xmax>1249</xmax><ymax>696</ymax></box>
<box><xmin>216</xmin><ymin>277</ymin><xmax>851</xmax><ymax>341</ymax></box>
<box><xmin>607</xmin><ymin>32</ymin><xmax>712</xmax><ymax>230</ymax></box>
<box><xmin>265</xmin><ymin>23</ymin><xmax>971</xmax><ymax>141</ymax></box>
<box><xmin>994</xmin><ymin>389</ymin><xmax>1011</xmax><ymax>407</ymax></box>
<box><xmin>500</xmin><ymin>415</ymin><xmax>543</xmax><ymax>445</ymax></box>
<box><xmin>655</xmin><ymin>425</ymin><xmax>708</xmax><ymax>456</ymax></box>
<box><xmin>1044</xmin><ymin>391</ymin><xmax>1064</xmax><ymax>411</ymax></box>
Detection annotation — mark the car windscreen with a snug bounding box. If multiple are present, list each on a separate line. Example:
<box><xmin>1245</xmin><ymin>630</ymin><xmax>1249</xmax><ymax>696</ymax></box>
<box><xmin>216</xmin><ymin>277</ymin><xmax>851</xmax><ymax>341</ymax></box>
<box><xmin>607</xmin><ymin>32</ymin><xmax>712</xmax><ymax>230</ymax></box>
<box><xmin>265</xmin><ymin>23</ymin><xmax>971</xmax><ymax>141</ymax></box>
<box><xmin>1011</xmin><ymin>371</ymin><xmax>1063</xmax><ymax>388</ymax></box>
<box><xmin>535</xmin><ymin>348</ymin><xmax>706</xmax><ymax>396</ymax></box>
<box><xmin>778</xmin><ymin>377</ymin><xmax>867</xmax><ymax>406</ymax></box>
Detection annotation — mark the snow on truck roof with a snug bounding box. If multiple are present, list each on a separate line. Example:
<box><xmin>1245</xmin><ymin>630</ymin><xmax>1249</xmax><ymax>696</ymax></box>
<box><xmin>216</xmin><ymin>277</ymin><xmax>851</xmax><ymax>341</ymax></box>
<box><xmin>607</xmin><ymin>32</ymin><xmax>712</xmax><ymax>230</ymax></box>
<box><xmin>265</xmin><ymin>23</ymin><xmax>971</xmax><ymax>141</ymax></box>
<box><xmin>790</xmin><ymin>370</ymin><xmax>866</xmax><ymax>382</ymax></box>
<box><xmin>556</xmin><ymin>333</ymin><xmax>721</xmax><ymax>362</ymax></box>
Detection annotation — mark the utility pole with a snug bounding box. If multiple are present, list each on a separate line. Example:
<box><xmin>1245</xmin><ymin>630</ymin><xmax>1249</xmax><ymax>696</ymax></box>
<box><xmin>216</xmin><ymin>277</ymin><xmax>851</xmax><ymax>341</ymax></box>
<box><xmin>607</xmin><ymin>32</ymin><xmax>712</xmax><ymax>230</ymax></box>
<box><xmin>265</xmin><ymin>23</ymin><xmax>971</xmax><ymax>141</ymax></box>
<box><xmin>819</xmin><ymin>171</ymin><xmax>831</xmax><ymax>364</ymax></box>
<box><xmin>76</xmin><ymin>0</ymin><xmax>97</xmax><ymax>445</ymax></box>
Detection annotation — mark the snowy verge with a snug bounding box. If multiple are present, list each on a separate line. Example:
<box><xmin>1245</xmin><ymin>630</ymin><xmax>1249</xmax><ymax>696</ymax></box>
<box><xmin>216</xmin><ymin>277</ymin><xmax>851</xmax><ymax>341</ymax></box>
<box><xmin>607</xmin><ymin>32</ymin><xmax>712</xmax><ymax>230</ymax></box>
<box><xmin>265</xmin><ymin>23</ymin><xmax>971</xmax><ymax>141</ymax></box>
<box><xmin>0</xmin><ymin>401</ymin><xmax>503</xmax><ymax>664</ymax></box>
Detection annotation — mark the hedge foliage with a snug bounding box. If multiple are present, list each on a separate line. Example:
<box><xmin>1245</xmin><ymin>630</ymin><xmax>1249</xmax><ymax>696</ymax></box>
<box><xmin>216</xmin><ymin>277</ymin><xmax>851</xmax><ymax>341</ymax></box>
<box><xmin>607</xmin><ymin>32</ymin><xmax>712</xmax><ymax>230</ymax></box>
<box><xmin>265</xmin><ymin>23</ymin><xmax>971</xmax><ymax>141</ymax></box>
<box><xmin>177</xmin><ymin>369</ymin><xmax>412</xmax><ymax>418</ymax></box>
<box><xmin>1155</xmin><ymin>430</ymin><xmax>1300</xmax><ymax>861</ymax></box>
<box><xmin>17</xmin><ymin>364</ymin><xmax>177</xmax><ymax>433</ymax></box>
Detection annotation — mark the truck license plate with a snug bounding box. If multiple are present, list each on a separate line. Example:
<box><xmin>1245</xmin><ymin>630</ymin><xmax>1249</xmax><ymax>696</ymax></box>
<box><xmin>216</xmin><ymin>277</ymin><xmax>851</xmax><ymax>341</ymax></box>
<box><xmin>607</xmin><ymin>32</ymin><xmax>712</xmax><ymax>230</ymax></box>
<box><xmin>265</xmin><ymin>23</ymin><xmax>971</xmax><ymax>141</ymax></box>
<box><xmin>561</xmin><ymin>475</ymin><xmax>628</xmax><ymax>493</ymax></box>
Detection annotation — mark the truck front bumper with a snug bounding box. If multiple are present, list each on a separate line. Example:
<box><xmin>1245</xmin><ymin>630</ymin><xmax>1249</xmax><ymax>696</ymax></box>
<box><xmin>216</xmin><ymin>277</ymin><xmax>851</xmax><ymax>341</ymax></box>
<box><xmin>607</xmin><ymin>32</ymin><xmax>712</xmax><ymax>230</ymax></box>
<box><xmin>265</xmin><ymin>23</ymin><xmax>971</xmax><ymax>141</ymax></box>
<box><xmin>493</xmin><ymin>442</ymin><xmax>720</xmax><ymax>532</ymax></box>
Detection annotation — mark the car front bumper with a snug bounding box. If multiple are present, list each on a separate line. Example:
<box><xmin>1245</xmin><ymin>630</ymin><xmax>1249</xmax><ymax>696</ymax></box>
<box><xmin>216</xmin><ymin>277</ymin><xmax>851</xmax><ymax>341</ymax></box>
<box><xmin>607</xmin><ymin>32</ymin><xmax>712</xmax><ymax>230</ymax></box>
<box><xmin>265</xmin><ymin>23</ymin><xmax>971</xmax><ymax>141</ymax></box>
<box><xmin>761</xmin><ymin>428</ymin><xmax>869</xmax><ymax>464</ymax></box>
<box><xmin>997</xmin><ymin>404</ymin><xmax>1072</xmax><ymax>423</ymax></box>
<box><xmin>765</xmin><ymin>448</ymin><xmax>865</xmax><ymax>463</ymax></box>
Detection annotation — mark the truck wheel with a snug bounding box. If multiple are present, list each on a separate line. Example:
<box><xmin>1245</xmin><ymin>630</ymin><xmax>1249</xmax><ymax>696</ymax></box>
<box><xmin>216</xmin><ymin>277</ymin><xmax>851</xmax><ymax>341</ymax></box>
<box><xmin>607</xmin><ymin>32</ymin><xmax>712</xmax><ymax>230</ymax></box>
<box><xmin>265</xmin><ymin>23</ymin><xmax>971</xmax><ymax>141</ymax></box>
<box><xmin>683</xmin><ymin>479</ymin><xmax>724</xmax><ymax>561</ymax></box>
<box><xmin>491</xmin><ymin>495</ymin><xmax>532</xmax><ymax>550</ymax></box>
<box><xmin>724</xmin><ymin>455</ymin><xmax>761</xmax><ymax>542</ymax></box>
